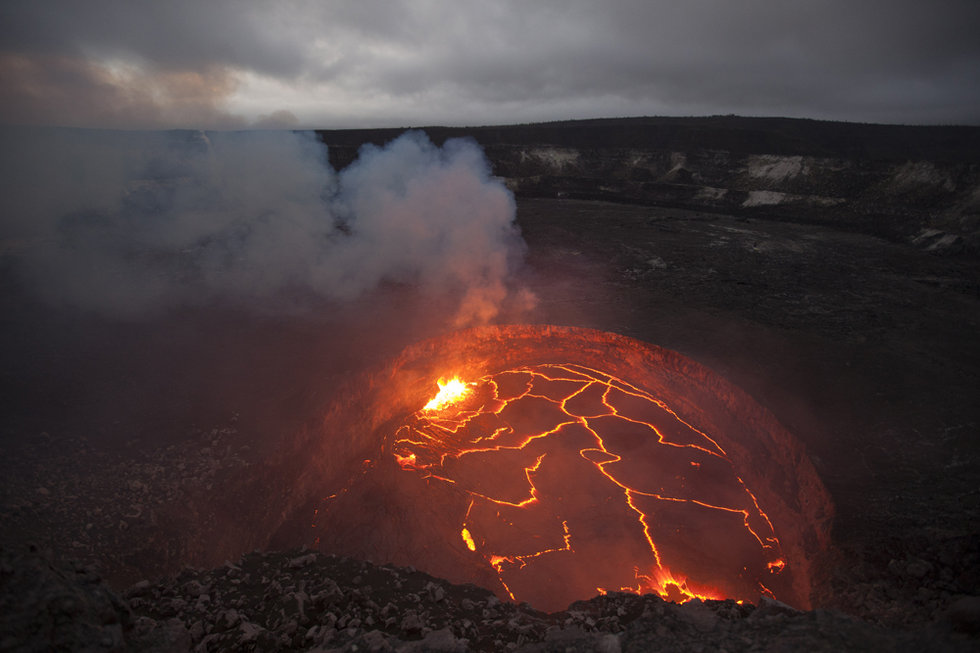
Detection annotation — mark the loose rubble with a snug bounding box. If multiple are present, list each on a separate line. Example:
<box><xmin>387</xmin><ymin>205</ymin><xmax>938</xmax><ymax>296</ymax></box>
<box><xmin>2</xmin><ymin>546</ymin><xmax>977</xmax><ymax>652</ymax></box>
<box><xmin>0</xmin><ymin>425</ymin><xmax>251</xmax><ymax>588</ymax></box>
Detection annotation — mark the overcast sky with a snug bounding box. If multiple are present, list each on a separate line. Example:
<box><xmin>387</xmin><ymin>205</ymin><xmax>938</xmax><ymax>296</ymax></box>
<box><xmin>1</xmin><ymin>0</ymin><xmax>979</xmax><ymax>129</ymax></box>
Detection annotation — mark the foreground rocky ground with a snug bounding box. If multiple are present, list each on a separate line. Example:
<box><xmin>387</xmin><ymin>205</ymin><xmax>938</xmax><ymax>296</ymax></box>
<box><xmin>3</xmin><ymin>545</ymin><xmax>979</xmax><ymax>652</ymax></box>
<box><xmin>0</xmin><ymin>426</ymin><xmax>253</xmax><ymax>590</ymax></box>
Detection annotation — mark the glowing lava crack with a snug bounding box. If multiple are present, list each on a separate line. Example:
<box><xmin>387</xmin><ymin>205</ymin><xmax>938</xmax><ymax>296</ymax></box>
<box><xmin>393</xmin><ymin>363</ymin><xmax>786</xmax><ymax>608</ymax></box>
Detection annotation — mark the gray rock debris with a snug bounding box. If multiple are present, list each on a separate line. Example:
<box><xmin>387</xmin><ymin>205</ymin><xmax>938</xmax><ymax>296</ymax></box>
<box><xmin>3</xmin><ymin>546</ymin><xmax>978</xmax><ymax>652</ymax></box>
<box><xmin>0</xmin><ymin>546</ymin><xmax>130</xmax><ymax>652</ymax></box>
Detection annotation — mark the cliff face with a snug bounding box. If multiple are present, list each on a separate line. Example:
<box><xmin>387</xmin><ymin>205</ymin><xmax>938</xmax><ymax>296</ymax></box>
<box><xmin>318</xmin><ymin>117</ymin><xmax>980</xmax><ymax>254</ymax></box>
<box><xmin>490</xmin><ymin>146</ymin><xmax>979</xmax><ymax>251</ymax></box>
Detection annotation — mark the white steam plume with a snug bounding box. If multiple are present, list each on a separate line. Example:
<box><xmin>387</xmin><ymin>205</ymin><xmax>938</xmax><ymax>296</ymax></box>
<box><xmin>0</xmin><ymin>127</ymin><xmax>530</xmax><ymax>324</ymax></box>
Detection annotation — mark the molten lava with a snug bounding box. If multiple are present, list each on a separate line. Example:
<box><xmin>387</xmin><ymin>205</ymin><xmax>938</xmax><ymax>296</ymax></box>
<box><xmin>393</xmin><ymin>363</ymin><xmax>786</xmax><ymax>607</ymax></box>
<box><xmin>423</xmin><ymin>377</ymin><xmax>473</xmax><ymax>412</ymax></box>
<box><xmin>308</xmin><ymin>326</ymin><xmax>832</xmax><ymax>613</ymax></box>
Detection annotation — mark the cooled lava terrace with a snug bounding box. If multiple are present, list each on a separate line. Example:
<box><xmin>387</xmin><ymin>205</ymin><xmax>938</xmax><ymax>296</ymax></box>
<box><xmin>307</xmin><ymin>326</ymin><xmax>833</xmax><ymax>613</ymax></box>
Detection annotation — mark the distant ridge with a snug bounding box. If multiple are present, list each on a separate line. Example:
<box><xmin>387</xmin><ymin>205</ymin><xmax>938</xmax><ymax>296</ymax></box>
<box><xmin>317</xmin><ymin>115</ymin><xmax>980</xmax><ymax>165</ymax></box>
<box><xmin>317</xmin><ymin>115</ymin><xmax>980</xmax><ymax>254</ymax></box>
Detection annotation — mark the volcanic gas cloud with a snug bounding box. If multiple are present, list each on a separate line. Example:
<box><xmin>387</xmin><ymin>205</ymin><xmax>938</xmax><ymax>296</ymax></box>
<box><xmin>0</xmin><ymin>127</ymin><xmax>526</xmax><ymax>325</ymax></box>
<box><xmin>309</xmin><ymin>326</ymin><xmax>833</xmax><ymax>613</ymax></box>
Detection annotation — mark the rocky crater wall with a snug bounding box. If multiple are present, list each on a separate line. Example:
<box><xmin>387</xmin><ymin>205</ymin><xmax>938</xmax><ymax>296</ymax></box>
<box><xmin>319</xmin><ymin>117</ymin><xmax>980</xmax><ymax>255</ymax></box>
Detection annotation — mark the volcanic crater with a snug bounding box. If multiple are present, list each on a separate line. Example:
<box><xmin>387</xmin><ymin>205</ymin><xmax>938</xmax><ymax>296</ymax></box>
<box><xmin>2</xmin><ymin>117</ymin><xmax>979</xmax><ymax>649</ymax></box>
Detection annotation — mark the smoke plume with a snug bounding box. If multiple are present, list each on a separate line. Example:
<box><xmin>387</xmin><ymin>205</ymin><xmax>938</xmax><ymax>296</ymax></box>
<box><xmin>0</xmin><ymin>127</ymin><xmax>529</xmax><ymax>325</ymax></box>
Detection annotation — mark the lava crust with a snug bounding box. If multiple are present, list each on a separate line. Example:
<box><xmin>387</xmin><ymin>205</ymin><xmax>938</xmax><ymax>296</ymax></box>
<box><xmin>304</xmin><ymin>326</ymin><xmax>833</xmax><ymax>611</ymax></box>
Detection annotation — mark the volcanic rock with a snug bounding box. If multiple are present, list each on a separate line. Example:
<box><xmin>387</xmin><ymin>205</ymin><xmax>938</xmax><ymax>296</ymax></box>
<box><xmin>0</xmin><ymin>547</ymin><xmax>130</xmax><ymax>652</ymax></box>
<box><xmin>947</xmin><ymin>596</ymin><xmax>980</xmax><ymax>634</ymax></box>
<box><xmin>318</xmin><ymin>116</ymin><xmax>980</xmax><ymax>253</ymax></box>
<box><xmin>3</xmin><ymin>544</ymin><xmax>980</xmax><ymax>651</ymax></box>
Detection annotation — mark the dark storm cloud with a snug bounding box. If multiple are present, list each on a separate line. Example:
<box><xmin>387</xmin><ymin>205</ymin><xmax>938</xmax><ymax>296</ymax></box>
<box><xmin>0</xmin><ymin>0</ymin><xmax>308</xmax><ymax>127</ymax></box>
<box><xmin>0</xmin><ymin>53</ymin><xmax>245</xmax><ymax>129</ymax></box>
<box><xmin>1</xmin><ymin>0</ymin><xmax>978</xmax><ymax>126</ymax></box>
<box><xmin>0</xmin><ymin>0</ymin><xmax>305</xmax><ymax>75</ymax></box>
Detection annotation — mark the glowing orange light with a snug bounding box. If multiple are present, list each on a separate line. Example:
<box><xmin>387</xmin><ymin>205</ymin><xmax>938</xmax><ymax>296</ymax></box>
<box><xmin>422</xmin><ymin>377</ymin><xmax>472</xmax><ymax>412</ymax></box>
<box><xmin>394</xmin><ymin>451</ymin><xmax>417</xmax><ymax>469</ymax></box>
<box><xmin>630</xmin><ymin>566</ymin><xmax>724</xmax><ymax>603</ymax></box>
<box><xmin>488</xmin><ymin>554</ymin><xmax>512</xmax><ymax>569</ymax></box>
<box><xmin>394</xmin><ymin>363</ymin><xmax>786</xmax><ymax>608</ymax></box>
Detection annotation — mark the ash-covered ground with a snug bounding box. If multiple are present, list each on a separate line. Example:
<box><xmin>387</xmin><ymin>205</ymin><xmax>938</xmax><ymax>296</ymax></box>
<box><xmin>2</xmin><ymin>118</ymin><xmax>980</xmax><ymax>650</ymax></box>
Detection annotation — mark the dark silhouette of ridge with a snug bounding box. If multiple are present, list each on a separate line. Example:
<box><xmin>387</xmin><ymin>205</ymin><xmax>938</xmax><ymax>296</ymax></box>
<box><xmin>317</xmin><ymin>115</ymin><xmax>980</xmax><ymax>168</ymax></box>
